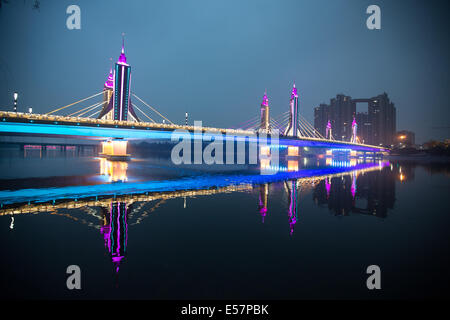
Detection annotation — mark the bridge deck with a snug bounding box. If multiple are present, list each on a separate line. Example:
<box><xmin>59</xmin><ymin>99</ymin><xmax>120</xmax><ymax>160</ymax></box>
<box><xmin>0</xmin><ymin>111</ymin><xmax>388</xmax><ymax>152</ymax></box>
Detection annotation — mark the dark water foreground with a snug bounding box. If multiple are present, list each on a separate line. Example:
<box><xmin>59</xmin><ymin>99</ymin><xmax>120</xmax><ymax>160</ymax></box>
<box><xmin>0</xmin><ymin>146</ymin><xmax>449</xmax><ymax>299</ymax></box>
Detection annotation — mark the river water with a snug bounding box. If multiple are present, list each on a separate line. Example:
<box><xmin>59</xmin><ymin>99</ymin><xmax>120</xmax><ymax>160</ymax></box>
<box><xmin>0</xmin><ymin>145</ymin><xmax>449</xmax><ymax>299</ymax></box>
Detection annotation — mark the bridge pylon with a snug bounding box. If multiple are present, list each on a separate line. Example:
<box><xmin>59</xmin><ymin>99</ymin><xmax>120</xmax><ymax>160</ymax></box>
<box><xmin>350</xmin><ymin>116</ymin><xmax>358</xmax><ymax>143</ymax></box>
<box><xmin>98</xmin><ymin>36</ymin><xmax>140</xmax><ymax>122</ymax></box>
<box><xmin>326</xmin><ymin>120</ymin><xmax>333</xmax><ymax>140</ymax></box>
<box><xmin>259</xmin><ymin>90</ymin><xmax>270</xmax><ymax>133</ymax></box>
<box><xmin>284</xmin><ymin>82</ymin><xmax>301</xmax><ymax>137</ymax></box>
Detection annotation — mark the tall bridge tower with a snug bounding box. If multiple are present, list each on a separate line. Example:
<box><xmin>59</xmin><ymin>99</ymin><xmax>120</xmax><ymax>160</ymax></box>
<box><xmin>350</xmin><ymin>116</ymin><xmax>358</xmax><ymax>143</ymax></box>
<box><xmin>260</xmin><ymin>90</ymin><xmax>270</xmax><ymax>133</ymax></box>
<box><xmin>98</xmin><ymin>37</ymin><xmax>139</xmax><ymax>122</ymax></box>
<box><xmin>102</xmin><ymin>63</ymin><xmax>114</xmax><ymax>115</ymax></box>
<box><xmin>284</xmin><ymin>82</ymin><xmax>300</xmax><ymax>137</ymax></box>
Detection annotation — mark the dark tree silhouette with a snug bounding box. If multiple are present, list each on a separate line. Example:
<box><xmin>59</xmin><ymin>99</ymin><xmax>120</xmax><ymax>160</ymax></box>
<box><xmin>0</xmin><ymin>0</ymin><xmax>40</xmax><ymax>10</ymax></box>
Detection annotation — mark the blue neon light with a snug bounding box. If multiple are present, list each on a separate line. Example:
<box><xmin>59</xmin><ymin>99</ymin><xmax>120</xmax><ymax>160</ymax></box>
<box><xmin>0</xmin><ymin>122</ymin><xmax>386</xmax><ymax>152</ymax></box>
<box><xmin>0</xmin><ymin>162</ymin><xmax>387</xmax><ymax>205</ymax></box>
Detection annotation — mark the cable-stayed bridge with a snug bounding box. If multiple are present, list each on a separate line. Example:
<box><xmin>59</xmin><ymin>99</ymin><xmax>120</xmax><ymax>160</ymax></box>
<box><xmin>0</xmin><ymin>38</ymin><xmax>388</xmax><ymax>157</ymax></box>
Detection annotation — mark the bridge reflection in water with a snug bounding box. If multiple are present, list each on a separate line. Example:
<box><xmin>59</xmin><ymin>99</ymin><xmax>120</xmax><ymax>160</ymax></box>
<box><xmin>0</xmin><ymin>157</ymin><xmax>399</xmax><ymax>273</ymax></box>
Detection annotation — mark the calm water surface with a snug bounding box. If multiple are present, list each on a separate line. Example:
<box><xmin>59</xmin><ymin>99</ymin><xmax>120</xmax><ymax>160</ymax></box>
<box><xmin>0</xmin><ymin>146</ymin><xmax>449</xmax><ymax>299</ymax></box>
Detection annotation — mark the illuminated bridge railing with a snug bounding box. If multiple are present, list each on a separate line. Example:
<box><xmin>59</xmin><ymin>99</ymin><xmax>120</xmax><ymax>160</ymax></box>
<box><xmin>0</xmin><ymin>111</ymin><xmax>254</xmax><ymax>136</ymax></box>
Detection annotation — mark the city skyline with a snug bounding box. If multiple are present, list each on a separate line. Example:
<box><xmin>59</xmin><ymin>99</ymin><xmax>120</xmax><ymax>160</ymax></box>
<box><xmin>0</xmin><ymin>0</ymin><xmax>449</xmax><ymax>144</ymax></box>
<box><xmin>314</xmin><ymin>92</ymin><xmax>396</xmax><ymax>146</ymax></box>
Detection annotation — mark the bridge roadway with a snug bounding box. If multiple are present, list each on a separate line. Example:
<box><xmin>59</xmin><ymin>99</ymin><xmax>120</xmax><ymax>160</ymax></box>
<box><xmin>0</xmin><ymin>111</ymin><xmax>388</xmax><ymax>152</ymax></box>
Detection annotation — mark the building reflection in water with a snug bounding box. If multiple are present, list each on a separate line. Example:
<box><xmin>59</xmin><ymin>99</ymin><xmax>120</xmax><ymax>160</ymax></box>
<box><xmin>257</xmin><ymin>159</ymin><xmax>396</xmax><ymax>234</ymax></box>
<box><xmin>100</xmin><ymin>202</ymin><xmax>129</xmax><ymax>273</ymax></box>
<box><xmin>1</xmin><ymin>157</ymin><xmax>407</xmax><ymax>272</ymax></box>
<box><xmin>313</xmin><ymin>162</ymin><xmax>395</xmax><ymax>217</ymax></box>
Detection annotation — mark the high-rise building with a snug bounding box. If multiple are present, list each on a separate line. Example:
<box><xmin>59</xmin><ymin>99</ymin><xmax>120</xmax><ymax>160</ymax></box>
<box><xmin>368</xmin><ymin>93</ymin><xmax>396</xmax><ymax>146</ymax></box>
<box><xmin>330</xmin><ymin>94</ymin><xmax>355</xmax><ymax>141</ymax></box>
<box><xmin>314</xmin><ymin>103</ymin><xmax>330</xmax><ymax>137</ymax></box>
<box><xmin>314</xmin><ymin>92</ymin><xmax>396</xmax><ymax>146</ymax></box>
<box><xmin>355</xmin><ymin>112</ymin><xmax>371</xmax><ymax>144</ymax></box>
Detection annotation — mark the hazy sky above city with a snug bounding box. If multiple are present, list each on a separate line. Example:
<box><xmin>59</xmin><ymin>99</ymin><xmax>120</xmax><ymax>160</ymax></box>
<box><xmin>0</xmin><ymin>0</ymin><xmax>448</xmax><ymax>143</ymax></box>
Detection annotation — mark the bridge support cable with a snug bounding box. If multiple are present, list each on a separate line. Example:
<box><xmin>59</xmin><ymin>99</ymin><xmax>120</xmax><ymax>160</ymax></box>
<box><xmin>69</xmin><ymin>101</ymin><xmax>105</xmax><ymax>117</ymax></box>
<box><xmin>131</xmin><ymin>103</ymin><xmax>156</xmax><ymax>123</ymax></box>
<box><xmin>298</xmin><ymin>118</ymin><xmax>316</xmax><ymax>138</ymax></box>
<box><xmin>242</xmin><ymin>117</ymin><xmax>262</xmax><ymax>130</ymax></box>
<box><xmin>269</xmin><ymin>119</ymin><xmax>283</xmax><ymax>132</ymax></box>
<box><xmin>270</xmin><ymin>117</ymin><xmax>285</xmax><ymax>131</ymax></box>
<box><xmin>86</xmin><ymin>109</ymin><xmax>101</xmax><ymax>118</ymax></box>
<box><xmin>76</xmin><ymin>102</ymin><xmax>106</xmax><ymax>118</ymax></box>
<box><xmin>232</xmin><ymin>115</ymin><xmax>260</xmax><ymax>130</ymax></box>
<box><xmin>297</xmin><ymin>120</ymin><xmax>313</xmax><ymax>138</ymax></box>
<box><xmin>45</xmin><ymin>91</ymin><xmax>104</xmax><ymax>115</ymax></box>
<box><xmin>132</xmin><ymin>93</ymin><xmax>173</xmax><ymax>124</ymax></box>
<box><xmin>300</xmin><ymin>115</ymin><xmax>323</xmax><ymax>138</ymax></box>
<box><xmin>243</xmin><ymin>119</ymin><xmax>262</xmax><ymax>131</ymax></box>
<box><xmin>271</xmin><ymin>111</ymin><xmax>290</xmax><ymax>132</ymax></box>
<box><xmin>299</xmin><ymin>115</ymin><xmax>326</xmax><ymax>139</ymax></box>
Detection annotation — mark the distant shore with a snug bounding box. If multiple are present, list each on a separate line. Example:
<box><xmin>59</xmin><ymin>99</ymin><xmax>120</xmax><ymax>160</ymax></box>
<box><xmin>387</xmin><ymin>153</ymin><xmax>450</xmax><ymax>163</ymax></box>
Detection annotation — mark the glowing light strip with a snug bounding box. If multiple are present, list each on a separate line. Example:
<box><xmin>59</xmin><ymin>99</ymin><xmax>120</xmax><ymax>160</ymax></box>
<box><xmin>0</xmin><ymin>162</ymin><xmax>388</xmax><ymax>205</ymax></box>
<box><xmin>120</xmin><ymin>66</ymin><xmax>124</xmax><ymax>121</ymax></box>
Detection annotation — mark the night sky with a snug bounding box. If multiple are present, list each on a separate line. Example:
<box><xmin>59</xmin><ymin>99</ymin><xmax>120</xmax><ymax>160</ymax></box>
<box><xmin>0</xmin><ymin>0</ymin><xmax>448</xmax><ymax>143</ymax></box>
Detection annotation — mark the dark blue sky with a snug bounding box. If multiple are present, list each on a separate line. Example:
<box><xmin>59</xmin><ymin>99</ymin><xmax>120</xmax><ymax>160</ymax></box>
<box><xmin>0</xmin><ymin>0</ymin><xmax>448</xmax><ymax>143</ymax></box>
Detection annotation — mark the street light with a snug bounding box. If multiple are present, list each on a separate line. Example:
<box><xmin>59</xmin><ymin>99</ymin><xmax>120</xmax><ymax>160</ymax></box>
<box><xmin>28</xmin><ymin>107</ymin><xmax>33</xmax><ymax>114</ymax></box>
<box><xmin>13</xmin><ymin>92</ymin><xmax>18</xmax><ymax>112</ymax></box>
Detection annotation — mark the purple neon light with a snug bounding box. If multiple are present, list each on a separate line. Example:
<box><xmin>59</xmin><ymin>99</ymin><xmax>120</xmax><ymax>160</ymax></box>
<box><xmin>351</xmin><ymin>171</ymin><xmax>356</xmax><ymax>199</ymax></box>
<box><xmin>261</xmin><ymin>90</ymin><xmax>269</xmax><ymax>107</ymax></box>
<box><xmin>288</xmin><ymin>181</ymin><xmax>297</xmax><ymax>236</ymax></box>
<box><xmin>119</xmin><ymin>67</ymin><xmax>124</xmax><ymax>120</ymax></box>
<box><xmin>117</xmin><ymin>37</ymin><xmax>128</xmax><ymax>65</ymax></box>
<box><xmin>118</xmin><ymin>42</ymin><xmax>127</xmax><ymax>64</ymax></box>
<box><xmin>325</xmin><ymin>177</ymin><xmax>331</xmax><ymax>198</ymax></box>
<box><xmin>104</xmin><ymin>68</ymin><xmax>114</xmax><ymax>89</ymax></box>
<box><xmin>291</xmin><ymin>82</ymin><xmax>298</xmax><ymax>99</ymax></box>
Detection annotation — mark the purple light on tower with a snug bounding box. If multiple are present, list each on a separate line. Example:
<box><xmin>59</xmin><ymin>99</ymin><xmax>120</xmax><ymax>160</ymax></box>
<box><xmin>291</xmin><ymin>81</ymin><xmax>298</xmax><ymax>99</ymax></box>
<box><xmin>117</xmin><ymin>34</ymin><xmax>128</xmax><ymax>65</ymax></box>
<box><xmin>113</xmin><ymin>34</ymin><xmax>131</xmax><ymax>121</ymax></box>
<box><xmin>104</xmin><ymin>68</ymin><xmax>114</xmax><ymax>89</ymax></box>
<box><xmin>351</xmin><ymin>116</ymin><xmax>358</xmax><ymax>143</ymax></box>
<box><xmin>260</xmin><ymin>90</ymin><xmax>270</xmax><ymax>132</ymax></box>
<box><xmin>261</xmin><ymin>90</ymin><xmax>269</xmax><ymax>107</ymax></box>
<box><xmin>326</xmin><ymin>120</ymin><xmax>332</xmax><ymax>140</ymax></box>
